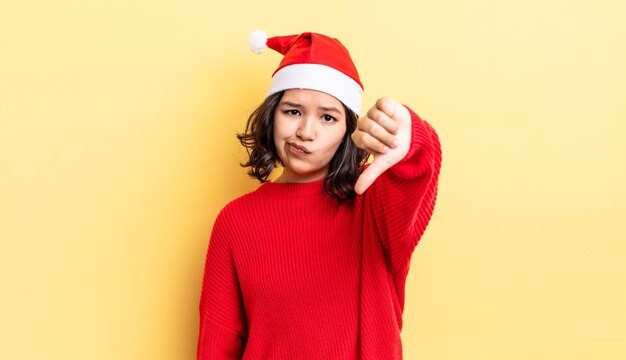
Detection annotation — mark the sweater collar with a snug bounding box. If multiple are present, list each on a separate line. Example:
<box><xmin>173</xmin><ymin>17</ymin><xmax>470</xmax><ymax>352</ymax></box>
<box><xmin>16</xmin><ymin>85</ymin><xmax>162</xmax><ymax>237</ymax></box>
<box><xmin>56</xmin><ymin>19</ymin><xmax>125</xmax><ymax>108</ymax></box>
<box><xmin>257</xmin><ymin>178</ymin><xmax>327</xmax><ymax>197</ymax></box>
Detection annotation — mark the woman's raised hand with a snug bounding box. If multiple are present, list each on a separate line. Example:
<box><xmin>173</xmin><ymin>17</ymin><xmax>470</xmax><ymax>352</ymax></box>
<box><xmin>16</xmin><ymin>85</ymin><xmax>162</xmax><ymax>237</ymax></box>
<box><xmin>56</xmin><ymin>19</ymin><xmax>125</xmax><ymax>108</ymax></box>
<box><xmin>351</xmin><ymin>97</ymin><xmax>412</xmax><ymax>195</ymax></box>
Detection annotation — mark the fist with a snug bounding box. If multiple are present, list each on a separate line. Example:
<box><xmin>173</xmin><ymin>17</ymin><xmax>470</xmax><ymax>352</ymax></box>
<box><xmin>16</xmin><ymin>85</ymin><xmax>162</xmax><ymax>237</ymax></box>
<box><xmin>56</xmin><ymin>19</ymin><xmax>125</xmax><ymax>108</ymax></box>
<box><xmin>351</xmin><ymin>97</ymin><xmax>411</xmax><ymax>195</ymax></box>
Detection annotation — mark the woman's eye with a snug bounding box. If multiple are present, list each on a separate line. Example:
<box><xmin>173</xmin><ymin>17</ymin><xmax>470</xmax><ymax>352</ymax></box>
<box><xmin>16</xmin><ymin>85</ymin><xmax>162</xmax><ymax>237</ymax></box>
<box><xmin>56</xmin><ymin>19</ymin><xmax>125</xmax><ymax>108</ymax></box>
<box><xmin>286</xmin><ymin>110</ymin><xmax>300</xmax><ymax>116</ymax></box>
<box><xmin>322</xmin><ymin>114</ymin><xmax>335</xmax><ymax>122</ymax></box>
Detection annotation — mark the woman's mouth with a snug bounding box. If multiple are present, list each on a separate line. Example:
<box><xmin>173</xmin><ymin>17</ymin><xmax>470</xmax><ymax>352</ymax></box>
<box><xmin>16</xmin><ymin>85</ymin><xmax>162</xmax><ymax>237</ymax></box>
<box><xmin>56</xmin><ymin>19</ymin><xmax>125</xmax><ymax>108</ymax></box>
<box><xmin>287</xmin><ymin>142</ymin><xmax>311</xmax><ymax>155</ymax></box>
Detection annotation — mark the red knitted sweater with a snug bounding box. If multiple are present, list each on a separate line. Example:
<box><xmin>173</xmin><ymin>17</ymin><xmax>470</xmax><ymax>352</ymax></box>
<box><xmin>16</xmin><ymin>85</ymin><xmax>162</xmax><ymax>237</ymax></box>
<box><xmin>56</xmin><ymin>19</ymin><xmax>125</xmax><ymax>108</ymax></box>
<box><xmin>197</xmin><ymin>107</ymin><xmax>442</xmax><ymax>359</ymax></box>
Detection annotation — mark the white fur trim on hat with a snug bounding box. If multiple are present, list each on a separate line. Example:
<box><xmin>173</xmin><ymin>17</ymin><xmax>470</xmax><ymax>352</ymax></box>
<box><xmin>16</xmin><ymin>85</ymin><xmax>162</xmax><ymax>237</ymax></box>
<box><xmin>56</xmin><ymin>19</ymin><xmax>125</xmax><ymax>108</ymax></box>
<box><xmin>266</xmin><ymin>63</ymin><xmax>363</xmax><ymax>116</ymax></box>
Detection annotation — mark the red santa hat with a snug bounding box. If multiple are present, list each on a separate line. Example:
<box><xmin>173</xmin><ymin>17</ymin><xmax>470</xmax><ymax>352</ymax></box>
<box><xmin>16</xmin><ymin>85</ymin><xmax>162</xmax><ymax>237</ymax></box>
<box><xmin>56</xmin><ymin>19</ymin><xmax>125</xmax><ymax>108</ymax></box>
<box><xmin>248</xmin><ymin>30</ymin><xmax>364</xmax><ymax>116</ymax></box>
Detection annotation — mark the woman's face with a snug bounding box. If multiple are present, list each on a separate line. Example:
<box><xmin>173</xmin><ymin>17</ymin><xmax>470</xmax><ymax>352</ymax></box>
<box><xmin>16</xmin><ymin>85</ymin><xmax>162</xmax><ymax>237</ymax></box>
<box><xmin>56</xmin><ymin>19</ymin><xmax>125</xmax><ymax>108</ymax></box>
<box><xmin>273</xmin><ymin>89</ymin><xmax>347</xmax><ymax>183</ymax></box>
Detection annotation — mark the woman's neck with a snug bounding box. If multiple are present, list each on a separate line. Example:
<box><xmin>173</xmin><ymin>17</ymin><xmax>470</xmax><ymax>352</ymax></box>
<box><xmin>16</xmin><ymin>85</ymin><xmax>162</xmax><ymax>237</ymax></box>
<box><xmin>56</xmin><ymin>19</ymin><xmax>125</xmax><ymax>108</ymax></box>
<box><xmin>274</xmin><ymin>168</ymin><xmax>328</xmax><ymax>184</ymax></box>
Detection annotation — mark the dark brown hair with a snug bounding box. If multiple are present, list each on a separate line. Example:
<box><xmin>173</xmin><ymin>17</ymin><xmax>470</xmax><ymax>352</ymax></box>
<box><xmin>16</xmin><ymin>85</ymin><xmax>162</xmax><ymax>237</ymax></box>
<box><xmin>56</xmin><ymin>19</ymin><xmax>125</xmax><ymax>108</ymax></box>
<box><xmin>236</xmin><ymin>91</ymin><xmax>370</xmax><ymax>202</ymax></box>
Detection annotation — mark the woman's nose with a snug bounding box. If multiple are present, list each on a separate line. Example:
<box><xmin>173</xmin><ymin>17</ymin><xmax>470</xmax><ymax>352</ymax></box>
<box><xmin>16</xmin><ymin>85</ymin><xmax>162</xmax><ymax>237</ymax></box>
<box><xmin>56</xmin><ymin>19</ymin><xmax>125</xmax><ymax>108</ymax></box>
<box><xmin>296</xmin><ymin>117</ymin><xmax>315</xmax><ymax>140</ymax></box>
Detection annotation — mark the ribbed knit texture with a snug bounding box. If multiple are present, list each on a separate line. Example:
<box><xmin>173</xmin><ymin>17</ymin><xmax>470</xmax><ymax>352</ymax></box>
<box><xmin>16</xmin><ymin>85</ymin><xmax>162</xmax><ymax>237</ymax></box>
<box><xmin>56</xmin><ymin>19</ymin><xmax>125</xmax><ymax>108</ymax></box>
<box><xmin>197</xmin><ymin>106</ymin><xmax>442</xmax><ymax>359</ymax></box>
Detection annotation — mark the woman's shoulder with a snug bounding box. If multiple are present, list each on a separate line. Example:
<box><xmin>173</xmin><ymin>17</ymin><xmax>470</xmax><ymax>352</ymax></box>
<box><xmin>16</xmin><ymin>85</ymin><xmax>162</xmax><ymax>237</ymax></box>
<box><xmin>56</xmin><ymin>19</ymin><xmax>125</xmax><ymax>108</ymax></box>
<box><xmin>214</xmin><ymin>184</ymin><xmax>268</xmax><ymax>222</ymax></box>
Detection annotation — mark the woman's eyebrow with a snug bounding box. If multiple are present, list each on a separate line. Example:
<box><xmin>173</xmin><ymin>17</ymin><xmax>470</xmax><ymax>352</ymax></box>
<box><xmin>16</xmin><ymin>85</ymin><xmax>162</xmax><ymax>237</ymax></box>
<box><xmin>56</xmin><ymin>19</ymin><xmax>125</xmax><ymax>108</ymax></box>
<box><xmin>319</xmin><ymin>106</ymin><xmax>342</xmax><ymax>114</ymax></box>
<box><xmin>279</xmin><ymin>101</ymin><xmax>342</xmax><ymax>115</ymax></box>
<box><xmin>279</xmin><ymin>101</ymin><xmax>302</xmax><ymax>108</ymax></box>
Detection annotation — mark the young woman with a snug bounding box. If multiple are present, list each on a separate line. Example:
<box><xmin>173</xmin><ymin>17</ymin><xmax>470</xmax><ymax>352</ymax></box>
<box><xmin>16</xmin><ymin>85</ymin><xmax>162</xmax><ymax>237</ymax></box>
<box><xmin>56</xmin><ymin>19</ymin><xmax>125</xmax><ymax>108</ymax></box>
<box><xmin>197</xmin><ymin>30</ymin><xmax>442</xmax><ymax>359</ymax></box>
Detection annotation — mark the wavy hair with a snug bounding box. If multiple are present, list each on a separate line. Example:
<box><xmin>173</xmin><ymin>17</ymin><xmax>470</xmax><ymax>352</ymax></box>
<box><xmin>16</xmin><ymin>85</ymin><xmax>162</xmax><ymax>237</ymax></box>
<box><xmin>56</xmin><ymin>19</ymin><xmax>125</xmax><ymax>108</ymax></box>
<box><xmin>236</xmin><ymin>91</ymin><xmax>370</xmax><ymax>203</ymax></box>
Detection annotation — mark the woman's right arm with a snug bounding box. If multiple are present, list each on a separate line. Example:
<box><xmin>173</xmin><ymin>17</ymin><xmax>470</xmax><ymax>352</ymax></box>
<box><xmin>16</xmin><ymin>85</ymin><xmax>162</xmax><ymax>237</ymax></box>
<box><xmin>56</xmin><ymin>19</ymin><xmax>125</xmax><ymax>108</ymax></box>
<box><xmin>197</xmin><ymin>211</ymin><xmax>247</xmax><ymax>359</ymax></box>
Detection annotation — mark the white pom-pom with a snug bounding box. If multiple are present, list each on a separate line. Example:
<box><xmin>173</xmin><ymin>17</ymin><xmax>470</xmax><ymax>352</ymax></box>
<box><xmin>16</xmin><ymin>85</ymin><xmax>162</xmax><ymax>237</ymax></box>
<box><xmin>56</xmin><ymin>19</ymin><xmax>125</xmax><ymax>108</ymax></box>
<box><xmin>248</xmin><ymin>29</ymin><xmax>267</xmax><ymax>54</ymax></box>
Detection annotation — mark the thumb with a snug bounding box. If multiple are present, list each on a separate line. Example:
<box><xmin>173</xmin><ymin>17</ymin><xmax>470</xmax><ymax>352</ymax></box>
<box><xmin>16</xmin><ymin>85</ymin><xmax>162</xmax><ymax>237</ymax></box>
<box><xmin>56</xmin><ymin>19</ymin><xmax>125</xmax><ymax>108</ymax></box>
<box><xmin>354</xmin><ymin>157</ymin><xmax>394</xmax><ymax>195</ymax></box>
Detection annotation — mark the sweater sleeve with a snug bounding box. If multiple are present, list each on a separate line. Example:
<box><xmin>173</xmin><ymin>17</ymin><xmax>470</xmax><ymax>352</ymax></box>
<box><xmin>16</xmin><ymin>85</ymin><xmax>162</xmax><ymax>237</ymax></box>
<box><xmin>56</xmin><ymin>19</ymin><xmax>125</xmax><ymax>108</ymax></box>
<box><xmin>364</xmin><ymin>105</ymin><xmax>442</xmax><ymax>279</ymax></box>
<box><xmin>197</xmin><ymin>210</ymin><xmax>248</xmax><ymax>359</ymax></box>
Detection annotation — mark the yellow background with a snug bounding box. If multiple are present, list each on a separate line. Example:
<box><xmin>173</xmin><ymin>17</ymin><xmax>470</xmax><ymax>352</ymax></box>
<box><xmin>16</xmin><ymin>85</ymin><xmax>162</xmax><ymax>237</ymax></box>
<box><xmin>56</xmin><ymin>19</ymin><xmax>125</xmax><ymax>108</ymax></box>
<box><xmin>1</xmin><ymin>0</ymin><xmax>625</xmax><ymax>359</ymax></box>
